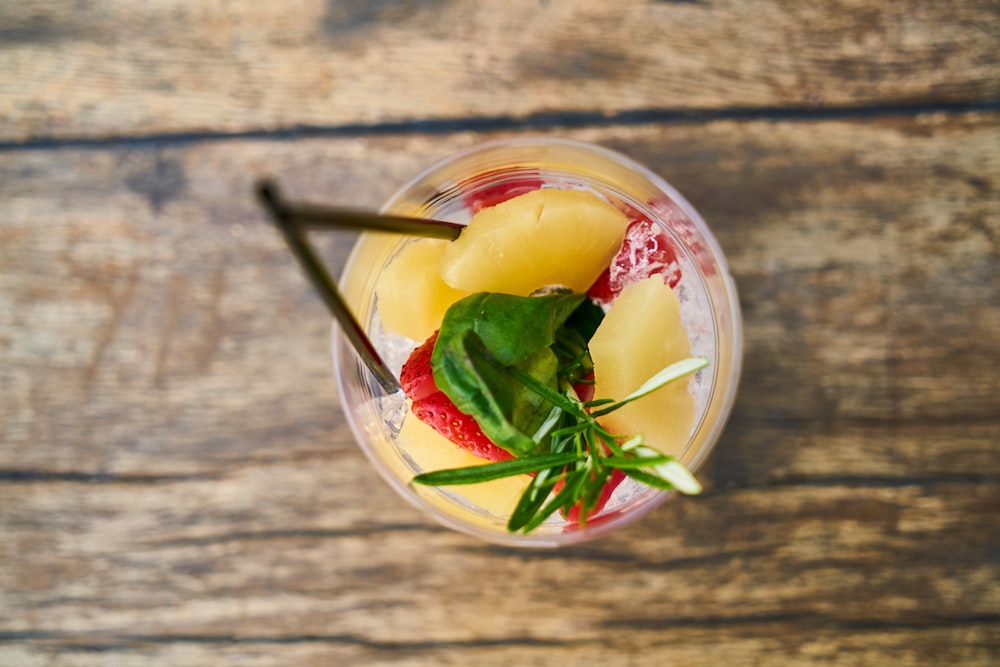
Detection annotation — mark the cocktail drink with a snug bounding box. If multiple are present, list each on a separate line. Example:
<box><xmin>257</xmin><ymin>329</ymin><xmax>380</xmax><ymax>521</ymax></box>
<box><xmin>334</xmin><ymin>138</ymin><xmax>742</xmax><ymax>547</ymax></box>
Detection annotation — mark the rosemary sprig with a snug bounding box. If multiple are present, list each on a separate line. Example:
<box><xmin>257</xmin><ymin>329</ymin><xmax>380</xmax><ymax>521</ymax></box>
<box><xmin>411</xmin><ymin>356</ymin><xmax>708</xmax><ymax>533</ymax></box>
<box><xmin>406</xmin><ymin>452</ymin><xmax>580</xmax><ymax>486</ymax></box>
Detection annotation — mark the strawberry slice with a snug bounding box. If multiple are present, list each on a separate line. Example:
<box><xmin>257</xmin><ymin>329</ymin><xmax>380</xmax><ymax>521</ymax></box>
<box><xmin>589</xmin><ymin>217</ymin><xmax>682</xmax><ymax>304</ymax></box>
<box><xmin>399</xmin><ymin>331</ymin><xmax>440</xmax><ymax>402</ymax></box>
<box><xmin>411</xmin><ymin>392</ymin><xmax>513</xmax><ymax>462</ymax></box>
<box><xmin>401</xmin><ymin>332</ymin><xmax>513</xmax><ymax>462</ymax></box>
<box><xmin>463</xmin><ymin>174</ymin><xmax>544</xmax><ymax>213</ymax></box>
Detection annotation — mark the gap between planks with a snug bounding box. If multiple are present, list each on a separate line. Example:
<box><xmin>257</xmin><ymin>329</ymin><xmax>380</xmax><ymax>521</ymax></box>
<box><xmin>2</xmin><ymin>100</ymin><xmax>999</xmax><ymax>153</ymax></box>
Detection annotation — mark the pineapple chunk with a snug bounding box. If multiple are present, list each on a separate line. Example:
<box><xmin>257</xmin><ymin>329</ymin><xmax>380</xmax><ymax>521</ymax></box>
<box><xmin>396</xmin><ymin>412</ymin><xmax>530</xmax><ymax>517</ymax></box>
<box><xmin>589</xmin><ymin>276</ymin><xmax>695</xmax><ymax>457</ymax></box>
<box><xmin>375</xmin><ymin>239</ymin><xmax>470</xmax><ymax>341</ymax></box>
<box><xmin>440</xmin><ymin>188</ymin><xmax>629</xmax><ymax>296</ymax></box>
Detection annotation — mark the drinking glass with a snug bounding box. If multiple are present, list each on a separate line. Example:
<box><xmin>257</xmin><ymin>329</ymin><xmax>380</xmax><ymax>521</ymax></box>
<box><xmin>334</xmin><ymin>137</ymin><xmax>742</xmax><ymax>547</ymax></box>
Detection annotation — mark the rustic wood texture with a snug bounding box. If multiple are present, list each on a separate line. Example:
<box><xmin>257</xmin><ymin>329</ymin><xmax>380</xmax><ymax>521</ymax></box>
<box><xmin>2</xmin><ymin>116</ymin><xmax>998</xmax><ymax>665</ymax></box>
<box><xmin>2</xmin><ymin>1</ymin><xmax>1000</xmax><ymax>665</ymax></box>
<box><xmin>2</xmin><ymin>0</ymin><xmax>1000</xmax><ymax>143</ymax></box>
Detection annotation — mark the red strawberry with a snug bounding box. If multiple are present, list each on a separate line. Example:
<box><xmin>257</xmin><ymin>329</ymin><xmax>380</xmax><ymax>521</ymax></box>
<box><xmin>589</xmin><ymin>217</ymin><xmax>682</xmax><ymax>304</ymax></box>
<box><xmin>463</xmin><ymin>174</ymin><xmax>544</xmax><ymax>213</ymax></box>
<box><xmin>648</xmin><ymin>196</ymin><xmax>718</xmax><ymax>279</ymax></box>
<box><xmin>587</xmin><ymin>267</ymin><xmax>616</xmax><ymax>303</ymax></box>
<box><xmin>411</xmin><ymin>392</ymin><xmax>513</xmax><ymax>462</ymax></box>
<box><xmin>402</xmin><ymin>332</ymin><xmax>512</xmax><ymax>462</ymax></box>
<box><xmin>400</xmin><ymin>331</ymin><xmax>439</xmax><ymax>402</ymax></box>
<box><xmin>572</xmin><ymin>372</ymin><xmax>595</xmax><ymax>404</ymax></box>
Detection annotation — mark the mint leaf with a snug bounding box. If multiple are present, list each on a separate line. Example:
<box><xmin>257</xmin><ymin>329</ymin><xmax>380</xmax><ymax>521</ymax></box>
<box><xmin>433</xmin><ymin>330</ymin><xmax>543</xmax><ymax>456</ymax></box>
<box><xmin>435</xmin><ymin>292</ymin><xmax>586</xmax><ymax>366</ymax></box>
<box><xmin>554</xmin><ymin>298</ymin><xmax>604</xmax><ymax>383</ymax></box>
<box><xmin>432</xmin><ymin>292</ymin><xmax>595</xmax><ymax>457</ymax></box>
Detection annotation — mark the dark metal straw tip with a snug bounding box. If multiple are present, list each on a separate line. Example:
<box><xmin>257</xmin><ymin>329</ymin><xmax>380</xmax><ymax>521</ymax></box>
<box><xmin>255</xmin><ymin>180</ymin><xmax>283</xmax><ymax>211</ymax></box>
<box><xmin>253</xmin><ymin>178</ymin><xmax>402</xmax><ymax>394</ymax></box>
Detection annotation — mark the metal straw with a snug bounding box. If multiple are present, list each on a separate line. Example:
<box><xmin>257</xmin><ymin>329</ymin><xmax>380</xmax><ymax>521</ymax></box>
<box><xmin>257</xmin><ymin>180</ymin><xmax>456</xmax><ymax>394</ymax></box>
<box><xmin>283</xmin><ymin>202</ymin><xmax>462</xmax><ymax>240</ymax></box>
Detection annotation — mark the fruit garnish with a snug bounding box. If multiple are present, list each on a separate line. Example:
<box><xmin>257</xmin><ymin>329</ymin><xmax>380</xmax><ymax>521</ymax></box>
<box><xmin>375</xmin><ymin>239</ymin><xmax>470</xmax><ymax>342</ymax></box>
<box><xmin>402</xmin><ymin>332</ymin><xmax>512</xmax><ymax>462</ymax></box>
<box><xmin>412</xmin><ymin>355</ymin><xmax>707</xmax><ymax>532</ymax></box>
<box><xmin>590</xmin><ymin>276</ymin><xmax>696</xmax><ymax>458</ymax></box>
<box><xmin>440</xmin><ymin>189</ymin><xmax>630</xmax><ymax>296</ymax></box>
<box><xmin>396</xmin><ymin>415</ymin><xmax>530</xmax><ymax>514</ymax></box>
<box><xmin>411</xmin><ymin>393</ymin><xmax>513</xmax><ymax>462</ymax></box>
<box><xmin>400</xmin><ymin>331</ymin><xmax>440</xmax><ymax>402</ymax></box>
<box><xmin>588</xmin><ymin>217</ymin><xmax>682</xmax><ymax>304</ymax></box>
<box><xmin>407</xmin><ymin>288</ymin><xmax>706</xmax><ymax>533</ymax></box>
<box><xmin>463</xmin><ymin>175</ymin><xmax>545</xmax><ymax>213</ymax></box>
<box><xmin>431</xmin><ymin>291</ymin><xmax>597</xmax><ymax>457</ymax></box>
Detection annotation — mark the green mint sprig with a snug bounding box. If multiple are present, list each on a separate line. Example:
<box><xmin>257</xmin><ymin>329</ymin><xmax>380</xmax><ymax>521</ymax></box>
<box><xmin>412</xmin><ymin>356</ymin><xmax>708</xmax><ymax>533</ymax></box>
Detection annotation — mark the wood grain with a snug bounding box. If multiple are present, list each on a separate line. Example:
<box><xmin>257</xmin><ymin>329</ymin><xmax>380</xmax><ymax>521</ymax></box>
<box><xmin>2</xmin><ymin>0</ymin><xmax>1000</xmax><ymax>143</ymax></box>
<box><xmin>1</xmin><ymin>113</ymin><xmax>998</xmax><ymax>665</ymax></box>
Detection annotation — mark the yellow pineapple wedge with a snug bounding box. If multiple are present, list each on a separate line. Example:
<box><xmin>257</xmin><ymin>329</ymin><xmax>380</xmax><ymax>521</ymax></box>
<box><xmin>375</xmin><ymin>239</ymin><xmax>470</xmax><ymax>341</ymax></box>
<box><xmin>440</xmin><ymin>188</ymin><xmax>629</xmax><ymax>296</ymax></box>
<box><xmin>589</xmin><ymin>276</ymin><xmax>695</xmax><ymax>457</ymax></box>
<box><xmin>396</xmin><ymin>412</ymin><xmax>530</xmax><ymax>517</ymax></box>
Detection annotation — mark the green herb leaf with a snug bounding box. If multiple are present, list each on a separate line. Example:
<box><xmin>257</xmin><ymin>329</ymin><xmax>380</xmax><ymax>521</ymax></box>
<box><xmin>530</xmin><ymin>404</ymin><xmax>564</xmax><ymax>444</ymax></box>
<box><xmin>620</xmin><ymin>463</ymin><xmax>701</xmax><ymax>495</ymax></box>
<box><xmin>601</xmin><ymin>454</ymin><xmax>675</xmax><ymax>469</ymax></box>
<box><xmin>411</xmin><ymin>452</ymin><xmax>581</xmax><ymax>486</ymax></box>
<box><xmin>621</xmin><ymin>468</ymin><xmax>678</xmax><ymax>491</ymax></box>
<box><xmin>436</xmin><ymin>292</ymin><xmax>586</xmax><ymax>366</ymax></box>
<box><xmin>517</xmin><ymin>469</ymin><xmax>586</xmax><ymax>532</ymax></box>
<box><xmin>553</xmin><ymin>298</ymin><xmax>604</xmax><ymax>384</ymax></box>
<box><xmin>507</xmin><ymin>355</ymin><xmax>707</xmax><ymax>529</ymax></box>
<box><xmin>433</xmin><ymin>331</ymin><xmax>543</xmax><ymax>455</ymax></box>
<box><xmin>432</xmin><ymin>293</ymin><xmax>595</xmax><ymax>456</ymax></box>
<box><xmin>421</xmin><ymin>288</ymin><xmax>708</xmax><ymax>534</ymax></box>
<box><xmin>591</xmin><ymin>356</ymin><xmax>709</xmax><ymax>417</ymax></box>
<box><xmin>649</xmin><ymin>459</ymin><xmax>703</xmax><ymax>494</ymax></box>
<box><xmin>507</xmin><ymin>365</ymin><xmax>588</xmax><ymax>418</ymax></box>
<box><xmin>508</xmin><ymin>467</ymin><xmax>563</xmax><ymax>531</ymax></box>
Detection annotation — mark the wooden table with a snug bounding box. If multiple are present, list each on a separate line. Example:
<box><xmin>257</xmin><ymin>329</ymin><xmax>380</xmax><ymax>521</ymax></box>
<box><xmin>2</xmin><ymin>2</ymin><xmax>998</xmax><ymax>665</ymax></box>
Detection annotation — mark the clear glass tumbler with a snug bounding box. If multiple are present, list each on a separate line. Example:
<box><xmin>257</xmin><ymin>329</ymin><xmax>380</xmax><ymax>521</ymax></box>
<box><xmin>334</xmin><ymin>137</ymin><xmax>742</xmax><ymax>547</ymax></box>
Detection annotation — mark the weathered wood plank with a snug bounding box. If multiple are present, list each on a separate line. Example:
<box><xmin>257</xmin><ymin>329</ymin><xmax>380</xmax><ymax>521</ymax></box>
<box><xmin>2</xmin><ymin>623</ymin><xmax>996</xmax><ymax>667</ymax></box>
<box><xmin>1</xmin><ymin>116</ymin><xmax>998</xmax><ymax>665</ymax></box>
<box><xmin>3</xmin><ymin>469</ymin><xmax>998</xmax><ymax>624</ymax></box>
<box><xmin>2</xmin><ymin>115</ymin><xmax>996</xmax><ymax>472</ymax></box>
<box><xmin>2</xmin><ymin>0</ymin><xmax>999</xmax><ymax>142</ymax></box>
<box><xmin>1</xmin><ymin>474</ymin><xmax>997</xmax><ymax>665</ymax></box>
